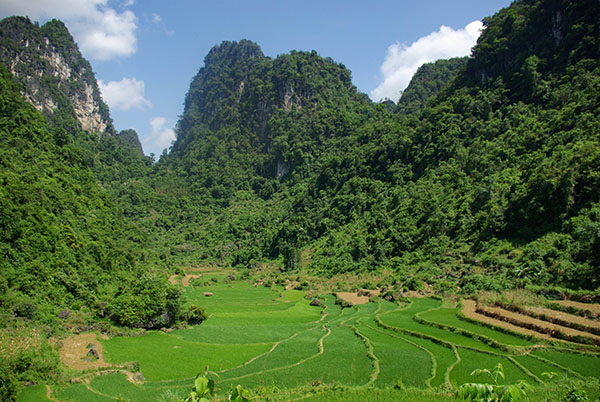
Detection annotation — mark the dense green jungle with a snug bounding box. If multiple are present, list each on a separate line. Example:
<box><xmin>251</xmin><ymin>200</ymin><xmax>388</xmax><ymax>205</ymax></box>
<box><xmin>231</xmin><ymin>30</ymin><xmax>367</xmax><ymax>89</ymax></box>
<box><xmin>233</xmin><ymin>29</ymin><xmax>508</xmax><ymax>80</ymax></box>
<box><xmin>1</xmin><ymin>0</ymin><xmax>600</xmax><ymax>400</ymax></box>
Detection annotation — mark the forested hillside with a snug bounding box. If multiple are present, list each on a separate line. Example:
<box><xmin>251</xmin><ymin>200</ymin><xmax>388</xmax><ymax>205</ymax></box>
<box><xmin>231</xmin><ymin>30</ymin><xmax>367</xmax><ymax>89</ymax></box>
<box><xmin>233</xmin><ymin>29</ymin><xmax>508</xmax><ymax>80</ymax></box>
<box><xmin>396</xmin><ymin>57</ymin><xmax>468</xmax><ymax>115</ymax></box>
<box><xmin>1</xmin><ymin>0</ymin><xmax>599</xmax><ymax>330</ymax></box>
<box><xmin>0</xmin><ymin>19</ymin><xmax>186</xmax><ymax>334</ymax></box>
<box><xmin>151</xmin><ymin>0</ymin><xmax>599</xmax><ymax>292</ymax></box>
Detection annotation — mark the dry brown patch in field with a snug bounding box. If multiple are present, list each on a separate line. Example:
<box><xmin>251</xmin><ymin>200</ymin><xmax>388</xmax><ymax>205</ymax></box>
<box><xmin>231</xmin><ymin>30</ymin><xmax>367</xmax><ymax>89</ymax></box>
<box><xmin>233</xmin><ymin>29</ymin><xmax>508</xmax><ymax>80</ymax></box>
<box><xmin>478</xmin><ymin>304</ymin><xmax>600</xmax><ymax>343</ymax></box>
<box><xmin>285</xmin><ymin>281</ymin><xmax>299</xmax><ymax>290</ymax></box>
<box><xmin>527</xmin><ymin>306</ymin><xmax>600</xmax><ymax>330</ymax></box>
<box><xmin>552</xmin><ymin>300</ymin><xmax>600</xmax><ymax>315</ymax></box>
<box><xmin>54</xmin><ymin>333</ymin><xmax>111</xmax><ymax>371</ymax></box>
<box><xmin>337</xmin><ymin>292</ymin><xmax>369</xmax><ymax>305</ymax></box>
<box><xmin>404</xmin><ymin>290</ymin><xmax>426</xmax><ymax>298</ymax></box>
<box><xmin>461</xmin><ymin>300</ymin><xmax>551</xmax><ymax>340</ymax></box>
<box><xmin>358</xmin><ymin>289</ymin><xmax>381</xmax><ymax>297</ymax></box>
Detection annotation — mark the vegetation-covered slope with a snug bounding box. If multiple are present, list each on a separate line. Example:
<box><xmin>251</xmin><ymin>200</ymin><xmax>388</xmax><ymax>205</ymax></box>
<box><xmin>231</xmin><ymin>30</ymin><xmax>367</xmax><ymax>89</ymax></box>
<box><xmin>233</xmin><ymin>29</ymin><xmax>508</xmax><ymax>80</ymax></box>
<box><xmin>396</xmin><ymin>57</ymin><xmax>468</xmax><ymax>115</ymax></box>
<box><xmin>154</xmin><ymin>0</ymin><xmax>599</xmax><ymax>292</ymax></box>
<box><xmin>0</xmin><ymin>65</ymin><xmax>185</xmax><ymax>330</ymax></box>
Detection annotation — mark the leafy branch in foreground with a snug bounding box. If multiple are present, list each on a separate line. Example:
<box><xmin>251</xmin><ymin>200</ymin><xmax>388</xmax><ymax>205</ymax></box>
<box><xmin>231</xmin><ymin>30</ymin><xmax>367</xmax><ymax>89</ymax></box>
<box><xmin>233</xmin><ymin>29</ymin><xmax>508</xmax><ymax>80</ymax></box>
<box><xmin>182</xmin><ymin>368</ymin><xmax>218</xmax><ymax>402</ymax></box>
<box><xmin>180</xmin><ymin>368</ymin><xmax>250</xmax><ymax>402</ymax></box>
<box><xmin>228</xmin><ymin>384</ymin><xmax>250</xmax><ymax>402</ymax></box>
<box><xmin>456</xmin><ymin>363</ymin><xmax>532</xmax><ymax>402</ymax></box>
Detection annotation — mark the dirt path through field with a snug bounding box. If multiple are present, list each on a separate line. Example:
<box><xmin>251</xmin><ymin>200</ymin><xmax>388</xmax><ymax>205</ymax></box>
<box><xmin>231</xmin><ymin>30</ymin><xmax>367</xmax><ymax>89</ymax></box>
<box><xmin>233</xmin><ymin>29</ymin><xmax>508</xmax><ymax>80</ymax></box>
<box><xmin>45</xmin><ymin>385</ymin><xmax>60</xmax><ymax>402</ymax></box>
<box><xmin>461</xmin><ymin>300</ymin><xmax>552</xmax><ymax>341</ymax></box>
<box><xmin>53</xmin><ymin>333</ymin><xmax>111</xmax><ymax>371</ymax></box>
<box><xmin>552</xmin><ymin>300</ymin><xmax>600</xmax><ymax>315</ymax></box>
<box><xmin>224</xmin><ymin>326</ymin><xmax>332</xmax><ymax>383</ymax></box>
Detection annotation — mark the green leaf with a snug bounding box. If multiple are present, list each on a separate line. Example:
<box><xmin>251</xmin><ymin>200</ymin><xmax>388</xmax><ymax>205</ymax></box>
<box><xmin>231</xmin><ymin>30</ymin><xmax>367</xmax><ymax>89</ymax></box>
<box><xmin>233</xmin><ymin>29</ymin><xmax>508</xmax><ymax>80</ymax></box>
<box><xmin>194</xmin><ymin>376</ymin><xmax>209</xmax><ymax>397</ymax></box>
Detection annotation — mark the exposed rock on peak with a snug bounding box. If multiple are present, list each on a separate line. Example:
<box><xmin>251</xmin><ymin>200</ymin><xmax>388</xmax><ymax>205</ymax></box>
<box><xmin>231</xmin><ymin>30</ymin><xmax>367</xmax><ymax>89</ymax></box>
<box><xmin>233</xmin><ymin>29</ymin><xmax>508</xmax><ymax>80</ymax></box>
<box><xmin>0</xmin><ymin>16</ymin><xmax>114</xmax><ymax>136</ymax></box>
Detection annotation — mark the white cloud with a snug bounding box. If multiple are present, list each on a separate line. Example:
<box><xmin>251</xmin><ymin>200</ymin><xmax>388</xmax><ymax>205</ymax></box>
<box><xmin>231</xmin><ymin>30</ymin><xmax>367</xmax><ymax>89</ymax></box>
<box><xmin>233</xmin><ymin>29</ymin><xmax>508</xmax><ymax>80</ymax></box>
<box><xmin>0</xmin><ymin>0</ymin><xmax>137</xmax><ymax>61</ymax></box>
<box><xmin>371</xmin><ymin>21</ymin><xmax>483</xmax><ymax>102</ymax></box>
<box><xmin>145</xmin><ymin>117</ymin><xmax>175</xmax><ymax>155</ymax></box>
<box><xmin>150</xmin><ymin>12</ymin><xmax>174</xmax><ymax>36</ymax></box>
<box><xmin>98</xmin><ymin>77</ymin><xmax>151</xmax><ymax>111</ymax></box>
<box><xmin>124</xmin><ymin>0</ymin><xmax>135</xmax><ymax>6</ymax></box>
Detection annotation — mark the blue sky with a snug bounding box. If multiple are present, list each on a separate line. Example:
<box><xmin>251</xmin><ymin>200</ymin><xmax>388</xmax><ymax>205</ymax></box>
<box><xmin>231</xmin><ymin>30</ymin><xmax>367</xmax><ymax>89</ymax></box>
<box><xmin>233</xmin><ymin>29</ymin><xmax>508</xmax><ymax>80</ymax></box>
<box><xmin>0</xmin><ymin>0</ymin><xmax>512</xmax><ymax>157</ymax></box>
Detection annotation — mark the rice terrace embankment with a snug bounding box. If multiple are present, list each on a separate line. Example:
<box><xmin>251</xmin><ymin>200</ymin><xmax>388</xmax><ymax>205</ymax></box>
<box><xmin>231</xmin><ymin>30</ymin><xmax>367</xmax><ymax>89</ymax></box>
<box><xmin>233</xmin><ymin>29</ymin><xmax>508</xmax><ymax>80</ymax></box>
<box><xmin>18</xmin><ymin>270</ymin><xmax>600</xmax><ymax>402</ymax></box>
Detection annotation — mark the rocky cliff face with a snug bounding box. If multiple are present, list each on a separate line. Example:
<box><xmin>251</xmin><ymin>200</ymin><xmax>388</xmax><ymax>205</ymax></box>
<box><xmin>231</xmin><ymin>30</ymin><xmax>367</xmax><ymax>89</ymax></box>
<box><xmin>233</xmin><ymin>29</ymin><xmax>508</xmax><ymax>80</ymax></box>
<box><xmin>0</xmin><ymin>17</ymin><xmax>114</xmax><ymax>136</ymax></box>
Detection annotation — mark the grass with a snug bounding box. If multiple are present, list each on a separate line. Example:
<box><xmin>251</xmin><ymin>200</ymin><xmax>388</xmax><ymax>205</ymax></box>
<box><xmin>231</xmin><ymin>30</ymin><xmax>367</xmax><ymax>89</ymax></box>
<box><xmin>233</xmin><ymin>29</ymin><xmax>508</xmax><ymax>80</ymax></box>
<box><xmin>54</xmin><ymin>383</ymin><xmax>116</xmax><ymax>402</ymax></box>
<box><xmin>306</xmin><ymin>325</ymin><xmax>372</xmax><ymax>386</ymax></box>
<box><xmin>450</xmin><ymin>349</ymin><xmax>529</xmax><ymax>386</ymax></box>
<box><xmin>38</xmin><ymin>282</ymin><xmax>600</xmax><ymax>402</ymax></box>
<box><xmin>531</xmin><ymin>349</ymin><xmax>600</xmax><ymax>378</ymax></box>
<box><xmin>220</xmin><ymin>326</ymin><xmax>326</xmax><ymax>384</ymax></box>
<box><xmin>511</xmin><ymin>354</ymin><xmax>570</xmax><ymax>379</ymax></box>
<box><xmin>356</xmin><ymin>322</ymin><xmax>432</xmax><ymax>388</ymax></box>
<box><xmin>16</xmin><ymin>385</ymin><xmax>53</xmax><ymax>402</ymax></box>
<box><xmin>379</xmin><ymin>298</ymin><xmax>503</xmax><ymax>353</ymax></box>
<box><xmin>398</xmin><ymin>330</ymin><xmax>458</xmax><ymax>388</ymax></box>
<box><xmin>419</xmin><ymin>307</ymin><xmax>534</xmax><ymax>346</ymax></box>
<box><xmin>281</xmin><ymin>387</ymin><xmax>457</xmax><ymax>402</ymax></box>
<box><xmin>102</xmin><ymin>332</ymin><xmax>273</xmax><ymax>381</ymax></box>
<box><xmin>175</xmin><ymin>322</ymin><xmax>313</xmax><ymax>344</ymax></box>
<box><xmin>218</xmin><ymin>324</ymin><xmax>366</xmax><ymax>389</ymax></box>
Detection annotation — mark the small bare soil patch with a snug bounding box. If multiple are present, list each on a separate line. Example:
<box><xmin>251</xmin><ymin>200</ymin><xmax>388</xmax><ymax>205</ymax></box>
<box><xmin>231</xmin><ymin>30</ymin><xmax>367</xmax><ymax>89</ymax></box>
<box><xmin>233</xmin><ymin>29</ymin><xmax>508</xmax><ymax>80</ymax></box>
<box><xmin>337</xmin><ymin>292</ymin><xmax>369</xmax><ymax>305</ymax></box>
<box><xmin>552</xmin><ymin>300</ymin><xmax>600</xmax><ymax>315</ymax></box>
<box><xmin>53</xmin><ymin>333</ymin><xmax>111</xmax><ymax>371</ymax></box>
<box><xmin>168</xmin><ymin>274</ymin><xmax>202</xmax><ymax>287</ymax></box>
<box><xmin>168</xmin><ymin>274</ymin><xmax>179</xmax><ymax>285</ymax></box>
<box><xmin>358</xmin><ymin>289</ymin><xmax>381</xmax><ymax>297</ymax></box>
<box><xmin>461</xmin><ymin>300</ymin><xmax>552</xmax><ymax>341</ymax></box>
<box><xmin>404</xmin><ymin>290</ymin><xmax>427</xmax><ymax>299</ymax></box>
<box><xmin>182</xmin><ymin>274</ymin><xmax>201</xmax><ymax>287</ymax></box>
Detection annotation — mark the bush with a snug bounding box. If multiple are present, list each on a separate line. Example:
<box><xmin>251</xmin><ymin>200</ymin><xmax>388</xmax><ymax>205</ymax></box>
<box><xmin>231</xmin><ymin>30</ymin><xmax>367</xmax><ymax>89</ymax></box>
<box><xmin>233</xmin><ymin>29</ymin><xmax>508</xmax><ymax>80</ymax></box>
<box><xmin>405</xmin><ymin>276</ymin><xmax>424</xmax><ymax>291</ymax></box>
<box><xmin>107</xmin><ymin>275</ymin><xmax>185</xmax><ymax>329</ymax></box>
<box><xmin>0</xmin><ymin>359</ymin><xmax>17</xmax><ymax>402</ymax></box>
<box><xmin>185</xmin><ymin>304</ymin><xmax>207</xmax><ymax>325</ymax></box>
<box><xmin>12</xmin><ymin>299</ymin><xmax>37</xmax><ymax>320</ymax></box>
<box><xmin>562</xmin><ymin>388</ymin><xmax>591</xmax><ymax>402</ymax></box>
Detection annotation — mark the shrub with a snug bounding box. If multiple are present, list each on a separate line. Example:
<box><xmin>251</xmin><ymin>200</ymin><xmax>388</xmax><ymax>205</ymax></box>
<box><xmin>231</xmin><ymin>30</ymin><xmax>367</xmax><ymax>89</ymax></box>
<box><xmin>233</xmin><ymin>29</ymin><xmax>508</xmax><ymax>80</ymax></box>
<box><xmin>185</xmin><ymin>305</ymin><xmax>207</xmax><ymax>325</ymax></box>
<box><xmin>0</xmin><ymin>359</ymin><xmax>17</xmax><ymax>402</ymax></box>
<box><xmin>562</xmin><ymin>388</ymin><xmax>591</xmax><ymax>402</ymax></box>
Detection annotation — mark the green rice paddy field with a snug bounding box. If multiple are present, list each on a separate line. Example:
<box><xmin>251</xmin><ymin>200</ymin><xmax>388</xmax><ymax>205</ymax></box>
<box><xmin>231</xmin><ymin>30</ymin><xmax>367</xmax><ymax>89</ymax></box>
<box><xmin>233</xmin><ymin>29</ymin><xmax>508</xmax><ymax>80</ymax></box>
<box><xmin>18</xmin><ymin>279</ymin><xmax>600</xmax><ymax>401</ymax></box>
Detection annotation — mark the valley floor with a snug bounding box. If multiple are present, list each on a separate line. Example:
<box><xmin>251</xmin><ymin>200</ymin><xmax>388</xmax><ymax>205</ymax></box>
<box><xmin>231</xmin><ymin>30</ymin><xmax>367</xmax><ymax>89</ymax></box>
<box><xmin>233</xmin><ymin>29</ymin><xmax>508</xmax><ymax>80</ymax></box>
<box><xmin>17</xmin><ymin>273</ymin><xmax>600</xmax><ymax>402</ymax></box>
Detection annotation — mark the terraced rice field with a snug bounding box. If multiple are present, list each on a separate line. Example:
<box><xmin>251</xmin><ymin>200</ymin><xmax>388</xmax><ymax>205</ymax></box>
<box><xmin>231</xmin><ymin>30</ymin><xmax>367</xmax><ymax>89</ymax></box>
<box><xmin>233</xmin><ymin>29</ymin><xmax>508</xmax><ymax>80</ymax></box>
<box><xmin>25</xmin><ymin>280</ymin><xmax>600</xmax><ymax>402</ymax></box>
